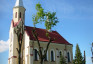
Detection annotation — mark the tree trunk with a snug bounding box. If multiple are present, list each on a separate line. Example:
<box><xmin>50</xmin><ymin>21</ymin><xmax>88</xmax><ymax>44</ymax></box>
<box><xmin>40</xmin><ymin>59</ymin><xmax>43</xmax><ymax>64</ymax></box>
<box><xmin>18</xmin><ymin>47</ymin><xmax>21</xmax><ymax>64</ymax></box>
<box><xmin>18</xmin><ymin>41</ymin><xmax>22</xmax><ymax>64</ymax></box>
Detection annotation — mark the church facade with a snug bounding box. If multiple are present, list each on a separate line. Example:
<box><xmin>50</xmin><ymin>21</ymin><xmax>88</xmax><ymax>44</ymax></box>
<box><xmin>8</xmin><ymin>0</ymin><xmax>73</xmax><ymax>64</ymax></box>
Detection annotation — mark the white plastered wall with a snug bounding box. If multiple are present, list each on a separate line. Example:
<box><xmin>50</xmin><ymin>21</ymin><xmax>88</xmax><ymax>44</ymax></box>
<box><xmin>24</xmin><ymin>32</ymin><xmax>30</xmax><ymax>64</ymax></box>
<box><xmin>9</xmin><ymin>23</ymin><xmax>18</xmax><ymax>64</ymax></box>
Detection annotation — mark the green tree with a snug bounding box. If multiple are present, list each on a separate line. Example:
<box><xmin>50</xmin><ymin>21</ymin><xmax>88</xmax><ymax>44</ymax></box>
<box><xmin>32</xmin><ymin>3</ymin><xmax>59</xmax><ymax>64</ymax></box>
<box><xmin>73</xmin><ymin>44</ymin><xmax>83</xmax><ymax>64</ymax></box>
<box><xmin>60</xmin><ymin>54</ymin><xmax>67</xmax><ymax>64</ymax></box>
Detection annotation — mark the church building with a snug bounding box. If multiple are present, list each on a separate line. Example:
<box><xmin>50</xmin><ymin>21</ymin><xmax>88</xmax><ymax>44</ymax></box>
<box><xmin>8</xmin><ymin>0</ymin><xmax>73</xmax><ymax>64</ymax></box>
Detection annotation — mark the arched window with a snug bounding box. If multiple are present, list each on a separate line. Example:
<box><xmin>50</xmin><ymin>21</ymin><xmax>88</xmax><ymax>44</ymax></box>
<box><xmin>67</xmin><ymin>52</ymin><xmax>70</xmax><ymax>62</ymax></box>
<box><xmin>15</xmin><ymin>12</ymin><xmax>17</xmax><ymax>18</ymax></box>
<box><xmin>19</xmin><ymin>12</ymin><xmax>21</xmax><ymax>18</ymax></box>
<box><xmin>51</xmin><ymin>50</ymin><xmax>55</xmax><ymax>61</ymax></box>
<box><xmin>64</xmin><ymin>51</ymin><xmax>66</xmax><ymax>57</ymax></box>
<box><xmin>59</xmin><ymin>51</ymin><xmax>62</xmax><ymax>57</ymax></box>
<box><xmin>44</xmin><ymin>50</ymin><xmax>48</xmax><ymax>61</ymax></box>
<box><xmin>33</xmin><ymin>49</ymin><xmax>38</xmax><ymax>61</ymax></box>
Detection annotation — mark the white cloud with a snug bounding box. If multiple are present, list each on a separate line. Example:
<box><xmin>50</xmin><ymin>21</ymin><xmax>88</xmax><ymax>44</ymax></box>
<box><xmin>0</xmin><ymin>39</ymin><xmax>9</xmax><ymax>53</ymax></box>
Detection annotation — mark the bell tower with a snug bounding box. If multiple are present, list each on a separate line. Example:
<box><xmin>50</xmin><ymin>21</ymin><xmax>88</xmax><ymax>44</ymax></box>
<box><xmin>8</xmin><ymin>0</ymin><xmax>26</xmax><ymax>64</ymax></box>
<box><xmin>13</xmin><ymin>0</ymin><xmax>25</xmax><ymax>23</ymax></box>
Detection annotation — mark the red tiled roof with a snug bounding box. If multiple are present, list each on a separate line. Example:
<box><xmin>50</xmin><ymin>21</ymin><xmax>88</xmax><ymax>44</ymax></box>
<box><xmin>10</xmin><ymin>19</ymin><xmax>71</xmax><ymax>45</ymax></box>
<box><xmin>11</xmin><ymin>18</ymin><xmax>22</xmax><ymax>27</ymax></box>
<box><xmin>25</xmin><ymin>26</ymin><xmax>71</xmax><ymax>45</ymax></box>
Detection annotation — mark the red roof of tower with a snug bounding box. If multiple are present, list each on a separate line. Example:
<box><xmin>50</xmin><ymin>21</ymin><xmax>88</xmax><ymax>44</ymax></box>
<box><xmin>11</xmin><ymin>18</ymin><xmax>22</xmax><ymax>27</ymax></box>
<box><xmin>25</xmin><ymin>26</ymin><xmax>72</xmax><ymax>45</ymax></box>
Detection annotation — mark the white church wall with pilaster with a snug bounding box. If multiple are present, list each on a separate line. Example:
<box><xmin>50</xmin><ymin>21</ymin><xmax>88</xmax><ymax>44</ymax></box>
<box><xmin>56</xmin><ymin>49</ymin><xmax>59</xmax><ymax>64</ymax></box>
<box><xmin>30</xmin><ymin>40</ymin><xmax>34</xmax><ymax>64</ymax></box>
<box><xmin>24</xmin><ymin>32</ymin><xmax>30</xmax><ymax>64</ymax></box>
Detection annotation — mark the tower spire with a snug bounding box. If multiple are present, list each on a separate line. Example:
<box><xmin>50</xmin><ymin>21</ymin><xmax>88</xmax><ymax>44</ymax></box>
<box><xmin>15</xmin><ymin>0</ymin><xmax>24</xmax><ymax>7</ymax></box>
<box><xmin>13</xmin><ymin>0</ymin><xmax>25</xmax><ymax>23</ymax></box>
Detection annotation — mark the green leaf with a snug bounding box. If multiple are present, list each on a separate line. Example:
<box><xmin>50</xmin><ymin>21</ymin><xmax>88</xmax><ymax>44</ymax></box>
<box><xmin>32</xmin><ymin>3</ymin><xmax>59</xmax><ymax>31</ymax></box>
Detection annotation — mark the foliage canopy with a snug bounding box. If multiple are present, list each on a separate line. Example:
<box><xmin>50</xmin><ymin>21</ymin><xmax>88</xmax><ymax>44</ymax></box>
<box><xmin>32</xmin><ymin>3</ymin><xmax>59</xmax><ymax>31</ymax></box>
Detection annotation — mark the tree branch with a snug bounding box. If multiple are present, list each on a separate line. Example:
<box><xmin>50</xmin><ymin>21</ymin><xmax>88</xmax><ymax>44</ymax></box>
<box><xmin>14</xmin><ymin>21</ymin><xmax>24</xmax><ymax>64</ymax></box>
<box><xmin>37</xmin><ymin>51</ymin><xmax>40</xmax><ymax>58</ymax></box>
<box><xmin>16</xmin><ymin>48</ymin><xmax>19</xmax><ymax>53</ymax></box>
<box><xmin>43</xmin><ymin>37</ymin><xmax>51</xmax><ymax>58</ymax></box>
<box><xmin>32</xmin><ymin>28</ymin><xmax>42</xmax><ymax>58</ymax></box>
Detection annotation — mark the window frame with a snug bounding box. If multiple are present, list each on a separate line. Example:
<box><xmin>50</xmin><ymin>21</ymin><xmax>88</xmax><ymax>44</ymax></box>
<box><xmin>43</xmin><ymin>49</ymin><xmax>48</xmax><ymax>61</ymax></box>
<box><xmin>15</xmin><ymin>12</ymin><xmax>17</xmax><ymax>18</ymax></box>
<box><xmin>50</xmin><ymin>49</ymin><xmax>55</xmax><ymax>61</ymax></box>
<box><xmin>19</xmin><ymin>12</ymin><xmax>21</xmax><ymax>18</ymax></box>
<box><xmin>67</xmin><ymin>51</ymin><xmax>71</xmax><ymax>62</ymax></box>
<box><xmin>59</xmin><ymin>50</ymin><xmax>63</xmax><ymax>57</ymax></box>
<box><xmin>33</xmin><ymin>48</ymin><xmax>39</xmax><ymax>61</ymax></box>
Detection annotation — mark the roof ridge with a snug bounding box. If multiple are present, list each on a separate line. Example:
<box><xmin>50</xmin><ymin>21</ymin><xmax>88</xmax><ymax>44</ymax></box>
<box><xmin>25</xmin><ymin>26</ymin><xmax>56</xmax><ymax>32</ymax></box>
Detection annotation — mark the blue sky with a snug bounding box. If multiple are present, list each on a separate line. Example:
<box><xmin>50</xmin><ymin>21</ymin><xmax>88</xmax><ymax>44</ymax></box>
<box><xmin>0</xmin><ymin>0</ymin><xmax>93</xmax><ymax>64</ymax></box>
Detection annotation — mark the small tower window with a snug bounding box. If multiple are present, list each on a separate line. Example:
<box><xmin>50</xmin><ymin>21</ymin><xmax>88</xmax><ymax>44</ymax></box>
<box><xmin>15</xmin><ymin>12</ymin><xmax>17</xmax><ymax>18</ymax></box>
<box><xmin>19</xmin><ymin>12</ymin><xmax>21</xmax><ymax>18</ymax></box>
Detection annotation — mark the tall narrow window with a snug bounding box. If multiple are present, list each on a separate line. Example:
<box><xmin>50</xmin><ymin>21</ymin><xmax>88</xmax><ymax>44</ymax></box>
<box><xmin>44</xmin><ymin>50</ymin><xmax>48</xmax><ymax>61</ymax></box>
<box><xmin>67</xmin><ymin>52</ymin><xmax>70</xmax><ymax>62</ymax></box>
<box><xmin>19</xmin><ymin>12</ymin><xmax>21</xmax><ymax>18</ymax></box>
<box><xmin>34</xmin><ymin>49</ymin><xmax>38</xmax><ymax>61</ymax></box>
<box><xmin>51</xmin><ymin>51</ymin><xmax>54</xmax><ymax>61</ymax></box>
<box><xmin>15</xmin><ymin>12</ymin><xmax>17</xmax><ymax>18</ymax></box>
<box><xmin>59</xmin><ymin>51</ymin><xmax>62</xmax><ymax>57</ymax></box>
